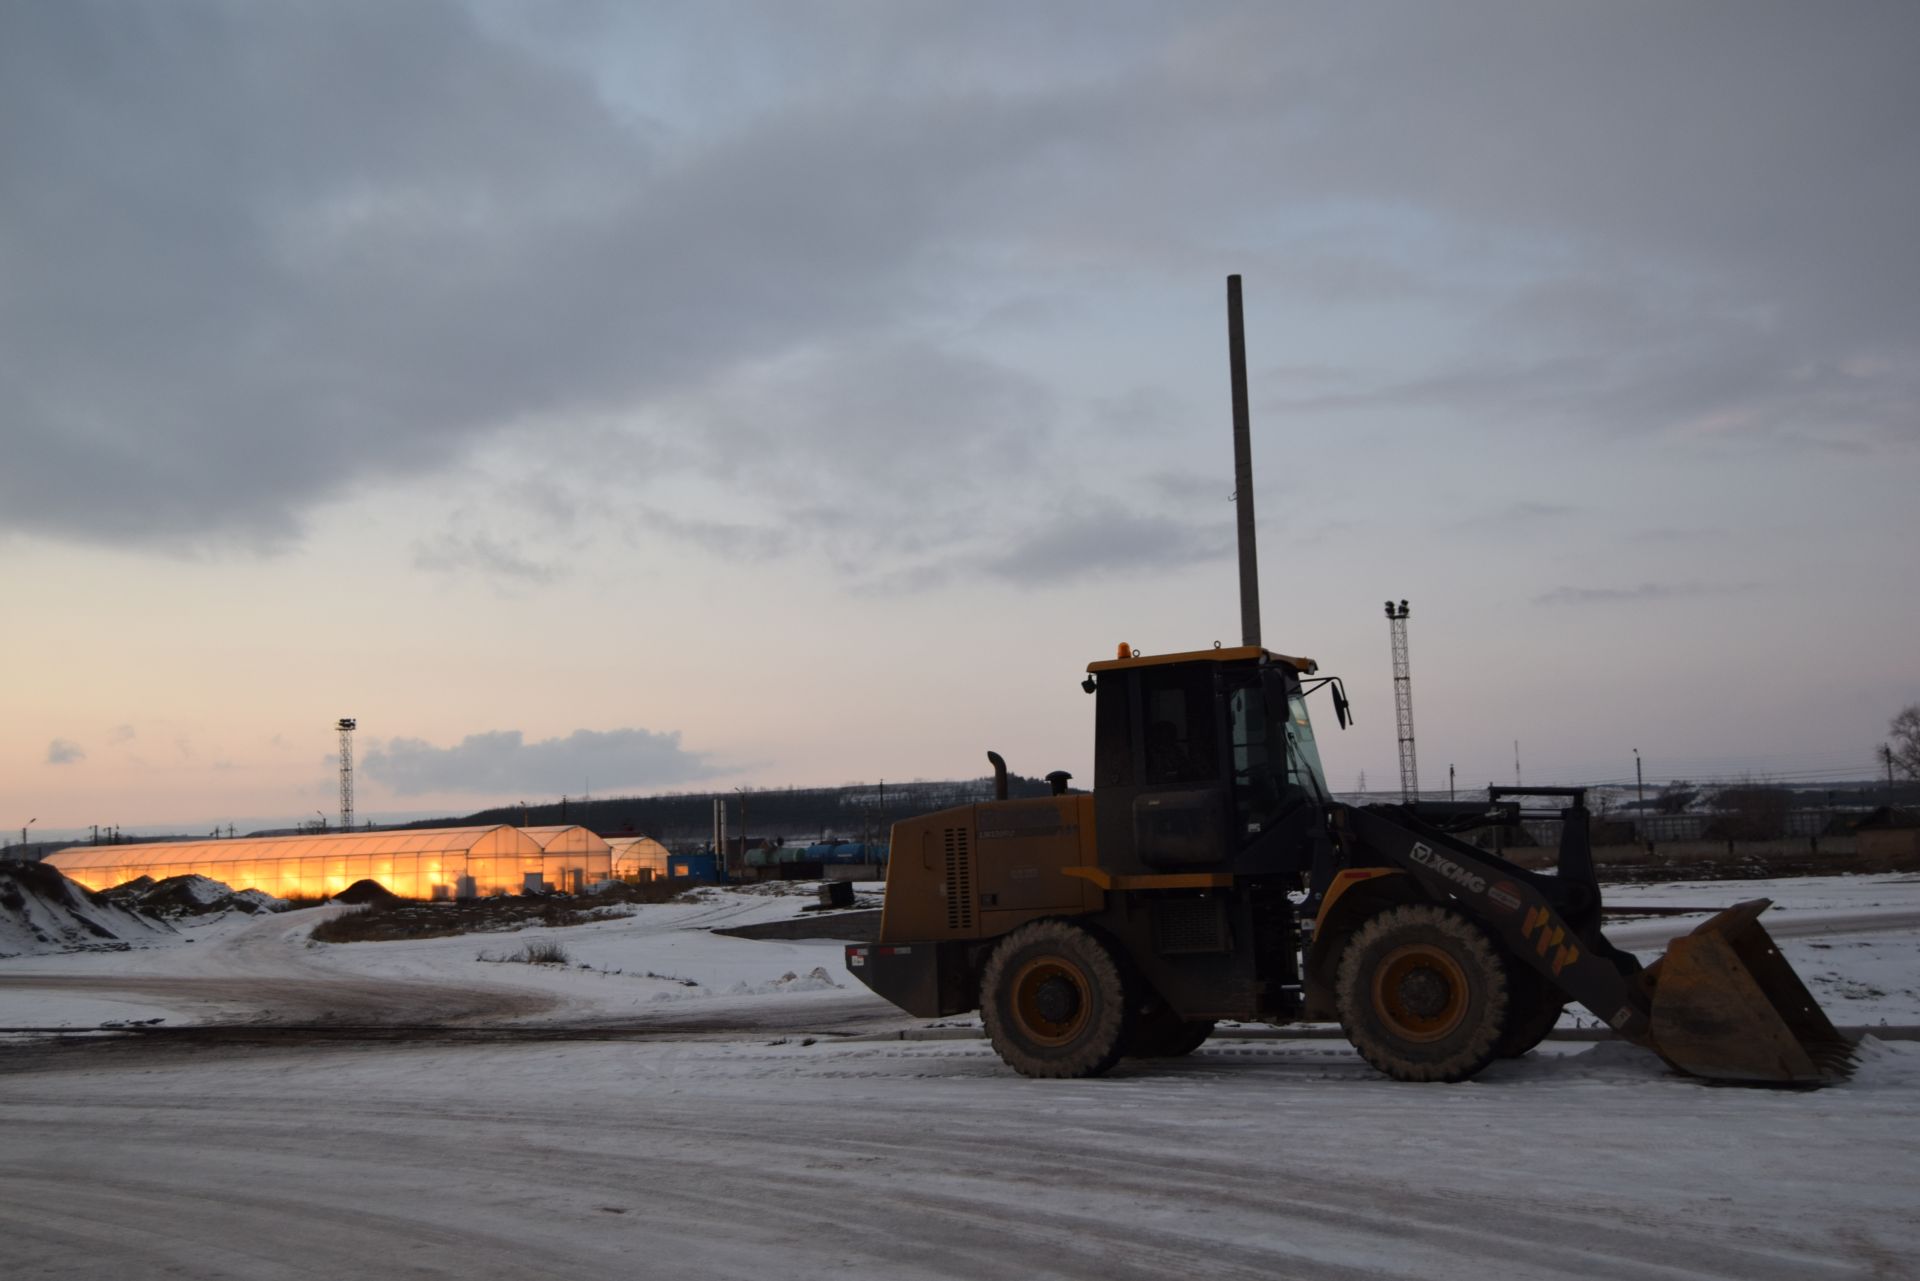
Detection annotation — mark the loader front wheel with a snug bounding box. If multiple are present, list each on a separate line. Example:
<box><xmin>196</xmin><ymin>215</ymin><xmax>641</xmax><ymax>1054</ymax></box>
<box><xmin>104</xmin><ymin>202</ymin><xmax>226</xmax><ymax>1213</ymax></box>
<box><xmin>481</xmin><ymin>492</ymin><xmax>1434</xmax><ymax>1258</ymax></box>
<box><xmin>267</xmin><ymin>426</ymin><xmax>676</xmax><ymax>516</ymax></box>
<box><xmin>982</xmin><ymin>920</ymin><xmax>1130</xmax><ymax>1078</ymax></box>
<box><xmin>1335</xmin><ymin>904</ymin><xmax>1509</xmax><ymax>1083</ymax></box>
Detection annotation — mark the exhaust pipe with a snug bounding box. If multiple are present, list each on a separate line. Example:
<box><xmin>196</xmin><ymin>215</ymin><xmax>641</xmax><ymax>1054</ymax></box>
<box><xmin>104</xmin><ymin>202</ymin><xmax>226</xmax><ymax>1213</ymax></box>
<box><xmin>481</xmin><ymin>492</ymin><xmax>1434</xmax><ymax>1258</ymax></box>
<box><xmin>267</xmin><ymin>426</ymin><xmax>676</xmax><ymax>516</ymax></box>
<box><xmin>1227</xmin><ymin>275</ymin><xmax>1262</xmax><ymax>650</ymax></box>
<box><xmin>987</xmin><ymin>751</ymin><xmax>1009</xmax><ymax>801</ymax></box>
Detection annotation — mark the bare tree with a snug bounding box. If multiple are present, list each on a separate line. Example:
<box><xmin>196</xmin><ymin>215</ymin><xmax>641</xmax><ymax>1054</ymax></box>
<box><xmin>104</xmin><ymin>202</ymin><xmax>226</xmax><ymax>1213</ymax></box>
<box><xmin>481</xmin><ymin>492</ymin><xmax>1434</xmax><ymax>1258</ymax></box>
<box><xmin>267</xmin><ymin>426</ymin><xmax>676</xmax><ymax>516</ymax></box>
<box><xmin>1888</xmin><ymin>704</ymin><xmax>1920</xmax><ymax>780</ymax></box>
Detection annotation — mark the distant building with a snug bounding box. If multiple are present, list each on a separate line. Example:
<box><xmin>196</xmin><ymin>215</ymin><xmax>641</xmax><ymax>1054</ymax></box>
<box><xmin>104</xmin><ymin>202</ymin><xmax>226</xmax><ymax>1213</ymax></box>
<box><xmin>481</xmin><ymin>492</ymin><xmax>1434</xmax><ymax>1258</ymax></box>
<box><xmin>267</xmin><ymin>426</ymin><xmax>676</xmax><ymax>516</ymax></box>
<box><xmin>606</xmin><ymin>834</ymin><xmax>670</xmax><ymax>881</ymax></box>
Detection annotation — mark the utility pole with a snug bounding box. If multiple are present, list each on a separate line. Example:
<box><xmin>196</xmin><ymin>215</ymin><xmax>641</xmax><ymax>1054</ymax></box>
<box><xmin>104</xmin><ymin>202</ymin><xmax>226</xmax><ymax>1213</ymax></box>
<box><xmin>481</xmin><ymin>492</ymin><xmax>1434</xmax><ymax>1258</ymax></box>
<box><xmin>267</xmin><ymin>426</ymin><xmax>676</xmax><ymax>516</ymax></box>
<box><xmin>1449</xmin><ymin>764</ymin><xmax>1455</xmax><ymax>803</ymax></box>
<box><xmin>1634</xmin><ymin>748</ymin><xmax>1645</xmax><ymax>814</ymax></box>
<box><xmin>1514</xmin><ymin>741</ymin><xmax>1522</xmax><ymax>787</ymax></box>
<box><xmin>337</xmin><ymin>718</ymin><xmax>356</xmax><ymax>831</ymax></box>
<box><xmin>1385</xmin><ymin>600</ymin><xmax>1417</xmax><ymax>802</ymax></box>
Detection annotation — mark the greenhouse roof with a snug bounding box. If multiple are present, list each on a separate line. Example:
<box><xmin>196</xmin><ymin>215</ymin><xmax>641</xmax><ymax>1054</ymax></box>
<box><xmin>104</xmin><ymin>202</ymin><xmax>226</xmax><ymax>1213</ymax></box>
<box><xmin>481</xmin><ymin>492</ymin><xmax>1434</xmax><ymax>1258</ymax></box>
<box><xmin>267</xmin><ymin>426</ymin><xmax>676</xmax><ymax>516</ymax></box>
<box><xmin>518</xmin><ymin>825</ymin><xmax>613</xmax><ymax>853</ymax></box>
<box><xmin>46</xmin><ymin>825</ymin><xmax>542</xmax><ymax>872</ymax></box>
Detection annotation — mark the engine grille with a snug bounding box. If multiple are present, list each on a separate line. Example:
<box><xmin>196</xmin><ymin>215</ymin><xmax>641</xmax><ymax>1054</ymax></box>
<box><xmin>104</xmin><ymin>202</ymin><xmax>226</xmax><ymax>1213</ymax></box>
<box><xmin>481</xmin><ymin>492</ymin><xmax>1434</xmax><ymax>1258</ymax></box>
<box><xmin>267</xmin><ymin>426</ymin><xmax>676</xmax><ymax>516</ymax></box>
<box><xmin>944</xmin><ymin>826</ymin><xmax>974</xmax><ymax>931</ymax></box>
<box><xmin>1153</xmin><ymin>897</ymin><xmax>1230</xmax><ymax>954</ymax></box>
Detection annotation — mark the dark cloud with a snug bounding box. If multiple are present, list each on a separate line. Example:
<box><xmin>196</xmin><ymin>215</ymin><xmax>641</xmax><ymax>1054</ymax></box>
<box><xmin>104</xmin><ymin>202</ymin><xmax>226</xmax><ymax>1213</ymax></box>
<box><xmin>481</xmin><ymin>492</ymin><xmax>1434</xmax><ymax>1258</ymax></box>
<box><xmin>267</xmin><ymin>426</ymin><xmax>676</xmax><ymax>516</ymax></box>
<box><xmin>0</xmin><ymin>3</ymin><xmax>1058</xmax><ymax>551</ymax></box>
<box><xmin>4</xmin><ymin>2</ymin><xmax>1914</xmax><ymax>571</ymax></box>
<box><xmin>1533</xmin><ymin>582</ymin><xmax>1756</xmax><ymax>607</ymax></box>
<box><xmin>46</xmin><ymin>739</ymin><xmax>86</xmax><ymax>765</ymax></box>
<box><xmin>360</xmin><ymin>727</ymin><xmax>717</xmax><ymax>796</ymax></box>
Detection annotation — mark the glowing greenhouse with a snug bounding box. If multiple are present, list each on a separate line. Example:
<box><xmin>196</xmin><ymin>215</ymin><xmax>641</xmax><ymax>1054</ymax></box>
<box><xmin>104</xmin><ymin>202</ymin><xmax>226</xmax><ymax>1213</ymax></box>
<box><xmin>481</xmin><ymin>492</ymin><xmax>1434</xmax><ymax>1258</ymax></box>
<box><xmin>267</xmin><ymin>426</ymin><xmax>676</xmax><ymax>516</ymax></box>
<box><xmin>46</xmin><ymin>825</ymin><xmax>612</xmax><ymax>900</ymax></box>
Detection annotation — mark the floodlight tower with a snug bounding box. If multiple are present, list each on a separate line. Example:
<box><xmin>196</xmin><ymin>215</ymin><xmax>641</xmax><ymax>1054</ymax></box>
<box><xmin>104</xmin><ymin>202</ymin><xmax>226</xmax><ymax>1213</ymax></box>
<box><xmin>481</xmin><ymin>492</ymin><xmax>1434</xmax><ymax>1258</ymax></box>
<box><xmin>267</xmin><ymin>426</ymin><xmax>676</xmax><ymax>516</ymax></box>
<box><xmin>1384</xmin><ymin>600</ymin><xmax>1418</xmax><ymax>802</ymax></box>
<box><xmin>337</xmin><ymin>718</ymin><xmax>357</xmax><ymax>831</ymax></box>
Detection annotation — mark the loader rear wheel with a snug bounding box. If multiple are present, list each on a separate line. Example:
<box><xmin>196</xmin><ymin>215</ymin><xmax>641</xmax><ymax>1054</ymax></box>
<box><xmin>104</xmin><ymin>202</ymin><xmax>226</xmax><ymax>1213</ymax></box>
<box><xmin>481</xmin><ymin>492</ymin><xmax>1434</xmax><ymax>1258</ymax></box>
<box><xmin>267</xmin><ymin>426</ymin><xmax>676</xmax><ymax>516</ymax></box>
<box><xmin>1335</xmin><ymin>904</ymin><xmax>1509</xmax><ymax>1083</ymax></box>
<box><xmin>1496</xmin><ymin>963</ymin><xmax>1567</xmax><ymax>1059</ymax></box>
<box><xmin>981</xmin><ymin>920</ymin><xmax>1130</xmax><ymax>1078</ymax></box>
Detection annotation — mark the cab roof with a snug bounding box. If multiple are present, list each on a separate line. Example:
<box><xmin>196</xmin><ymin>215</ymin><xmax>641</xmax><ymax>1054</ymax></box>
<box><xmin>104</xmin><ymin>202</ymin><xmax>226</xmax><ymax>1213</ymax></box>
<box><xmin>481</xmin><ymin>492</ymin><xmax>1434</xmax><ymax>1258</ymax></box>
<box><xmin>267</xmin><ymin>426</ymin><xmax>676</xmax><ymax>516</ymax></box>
<box><xmin>1086</xmin><ymin>644</ymin><xmax>1318</xmax><ymax>675</ymax></box>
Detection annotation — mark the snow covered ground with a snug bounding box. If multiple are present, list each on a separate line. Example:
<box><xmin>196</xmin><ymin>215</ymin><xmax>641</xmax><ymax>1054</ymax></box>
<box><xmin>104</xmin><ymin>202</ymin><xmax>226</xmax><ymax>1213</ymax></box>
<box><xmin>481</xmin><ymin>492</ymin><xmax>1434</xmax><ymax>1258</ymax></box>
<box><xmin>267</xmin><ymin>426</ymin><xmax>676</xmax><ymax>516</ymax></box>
<box><xmin>2</xmin><ymin>874</ymin><xmax>1917</xmax><ymax>1279</ymax></box>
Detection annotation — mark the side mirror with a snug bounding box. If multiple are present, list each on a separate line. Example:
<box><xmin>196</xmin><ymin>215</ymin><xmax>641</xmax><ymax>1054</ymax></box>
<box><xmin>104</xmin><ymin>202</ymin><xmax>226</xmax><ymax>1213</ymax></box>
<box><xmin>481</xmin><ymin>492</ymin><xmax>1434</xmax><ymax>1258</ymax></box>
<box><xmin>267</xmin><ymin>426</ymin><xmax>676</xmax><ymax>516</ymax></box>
<box><xmin>1332</xmin><ymin>684</ymin><xmax>1351</xmax><ymax>730</ymax></box>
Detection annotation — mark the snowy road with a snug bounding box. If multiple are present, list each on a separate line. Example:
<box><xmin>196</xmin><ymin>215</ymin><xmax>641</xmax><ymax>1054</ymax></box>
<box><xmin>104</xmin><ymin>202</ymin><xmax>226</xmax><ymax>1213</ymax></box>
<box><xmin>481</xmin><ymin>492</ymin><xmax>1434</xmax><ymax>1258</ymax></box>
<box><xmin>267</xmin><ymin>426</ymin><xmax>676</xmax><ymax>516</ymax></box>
<box><xmin>3</xmin><ymin>876</ymin><xmax>1916</xmax><ymax>1278</ymax></box>
<box><xmin>2</xmin><ymin>1033</ymin><xmax>1916</xmax><ymax>1280</ymax></box>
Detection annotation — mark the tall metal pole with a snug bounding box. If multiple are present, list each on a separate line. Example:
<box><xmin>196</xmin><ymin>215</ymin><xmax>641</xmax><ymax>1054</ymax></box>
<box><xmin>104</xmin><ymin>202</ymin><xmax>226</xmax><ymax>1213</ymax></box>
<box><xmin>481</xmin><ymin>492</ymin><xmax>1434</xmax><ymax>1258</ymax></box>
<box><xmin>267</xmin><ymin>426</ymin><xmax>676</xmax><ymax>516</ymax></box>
<box><xmin>337</xmin><ymin>718</ymin><xmax>356</xmax><ymax>831</ymax></box>
<box><xmin>1227</xmin><ymin>275</ymin><xmax>1262</xmax><ymax>649</ymax></box>
<box><xmin>1386</xmin><ymin>600</ymin><xmax>1417</xmax><ymax>802</ymax></box>
<box><xmin>1634</xmin><ymin>748</ymin><xmax>1644</xmax><ymax>812</ymax></box>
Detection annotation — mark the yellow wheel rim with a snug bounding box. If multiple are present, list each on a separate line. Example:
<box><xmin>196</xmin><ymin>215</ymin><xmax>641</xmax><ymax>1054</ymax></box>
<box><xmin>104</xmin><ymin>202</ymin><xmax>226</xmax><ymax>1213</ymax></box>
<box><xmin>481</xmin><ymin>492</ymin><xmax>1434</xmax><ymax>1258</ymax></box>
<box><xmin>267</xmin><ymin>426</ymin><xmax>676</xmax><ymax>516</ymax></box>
<box><xmin>1372</xmin><ymin>943</ymin><xmax>1469</xmax><ymax>1043</ymax></box>
<box><xmin>1011</xmin><ymin>956</ymin><xmax>1091</xmax><ymax>1046</ymax></box>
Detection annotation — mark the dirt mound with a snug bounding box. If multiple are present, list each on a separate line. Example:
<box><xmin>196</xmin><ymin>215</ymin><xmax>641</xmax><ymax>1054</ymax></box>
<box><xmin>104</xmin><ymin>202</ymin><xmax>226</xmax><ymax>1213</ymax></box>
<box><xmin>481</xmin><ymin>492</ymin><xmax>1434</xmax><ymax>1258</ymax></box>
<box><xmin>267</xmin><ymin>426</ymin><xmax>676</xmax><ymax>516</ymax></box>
<box><xmin>310</xmin><ymin>892</ymin><xmax>631</xmax><ymax>944</ymax></box>
<box><xmin>333</xmin><ymin>879</ymin><xmax>399</xmax><ymax>905</ymax></box>
<box><xmin>102</xmin><ymin>873</ymin><xmax>289</xmax><ymax>918</ymax></box>
<box><xmin>0</xmin><ymin>860</ymin><xmax>177</xmax><ymax>958</ymax></box>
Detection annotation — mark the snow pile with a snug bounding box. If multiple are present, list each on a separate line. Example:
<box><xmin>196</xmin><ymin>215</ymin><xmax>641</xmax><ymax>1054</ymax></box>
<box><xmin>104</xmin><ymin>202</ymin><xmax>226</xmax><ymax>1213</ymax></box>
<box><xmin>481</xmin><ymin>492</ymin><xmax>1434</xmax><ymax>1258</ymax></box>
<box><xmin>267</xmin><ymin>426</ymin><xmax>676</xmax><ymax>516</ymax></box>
<box><xmin>723</xmin><ymin>966</ymin><xmax>843</xmax><ymax>996</ymax></box>
<box><xmin>102</xmin><ymin>873</ymin><xmax>289</xmax><ymax>918</ymax></box>
<box><xmin>640</xmin><ymin>965</ymin><xmax>848</xmax><ymax>1004</ymax></box>
<box><xmin>0</xmin><ymin>860</ymin><xmax>178</xmax><ymax>958</ymax></box>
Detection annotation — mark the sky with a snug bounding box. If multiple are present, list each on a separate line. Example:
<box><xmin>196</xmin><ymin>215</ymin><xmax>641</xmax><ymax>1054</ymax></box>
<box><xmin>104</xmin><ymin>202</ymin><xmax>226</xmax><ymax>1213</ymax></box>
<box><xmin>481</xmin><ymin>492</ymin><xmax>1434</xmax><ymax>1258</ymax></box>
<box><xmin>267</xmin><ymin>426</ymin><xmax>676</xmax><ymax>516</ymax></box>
<box><xmin>4</xmin><ymin>1</ymin><xmax>1917</xmax><ymax>840</ymax></box>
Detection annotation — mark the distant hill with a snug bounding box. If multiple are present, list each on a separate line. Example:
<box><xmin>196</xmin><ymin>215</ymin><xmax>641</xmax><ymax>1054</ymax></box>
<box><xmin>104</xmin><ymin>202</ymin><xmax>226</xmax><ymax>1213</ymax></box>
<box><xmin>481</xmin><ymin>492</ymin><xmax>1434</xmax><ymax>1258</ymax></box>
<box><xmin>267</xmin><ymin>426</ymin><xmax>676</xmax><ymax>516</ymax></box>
<box><xmin>403</xmin><ymin>774</ymin><xmax>1071</xmax><ymax>850</ymax></box>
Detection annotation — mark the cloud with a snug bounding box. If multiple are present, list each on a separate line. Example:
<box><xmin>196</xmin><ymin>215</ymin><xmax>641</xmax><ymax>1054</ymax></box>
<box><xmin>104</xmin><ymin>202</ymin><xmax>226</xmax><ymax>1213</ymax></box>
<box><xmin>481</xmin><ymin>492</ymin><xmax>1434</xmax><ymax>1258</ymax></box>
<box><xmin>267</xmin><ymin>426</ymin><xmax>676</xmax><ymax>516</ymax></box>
<box><xmin>980</xmin><ymin>505</ymin><xmax>1231</xmax><ymax>584</ymax></box>
<box><xmin>1532</xmin><ymin>582</ymin><xmax>1757</xmax><ymax>607</ymax></box>
<box><xmin>657</xmin><ymin>340</ymin><xmax>1057</xmax><ymax>496</ymax></box>
<box><xmin>3</xmin><ymin>1</ymin><xmax>1915</xmax><ymax>573</ymax></box>
<box><xmin>1448</xmin><ymin>502</ymin><xmax>1576</xmax><ymax>534</ymax></box>
<box><xmin>632</xmin><ymin>510</ymin><xmax>789</xmax><ymax>564</ymax></box>
<box><xmin>0</xmin><ymin>4</ymin><xmax>1053</xmax><ymax>551</ymax></box>
<box><xmin>46</xmin><ymin>739</ymin><xmax>86</xmax><ymax>765</ymax></box>
<box><xmin>109</xmin><ymin>724</ymin><xmax>136</xmax><ymax>744</ymax></box>
<box><xmin>360</xmin><ymin>727</ymin><xmax>718</xmax><ymax>796</ymax></box>
<box><xmin>412</xmin><ymin>531</ymin><xmax>563</xmax><ymax>587</ymax></box>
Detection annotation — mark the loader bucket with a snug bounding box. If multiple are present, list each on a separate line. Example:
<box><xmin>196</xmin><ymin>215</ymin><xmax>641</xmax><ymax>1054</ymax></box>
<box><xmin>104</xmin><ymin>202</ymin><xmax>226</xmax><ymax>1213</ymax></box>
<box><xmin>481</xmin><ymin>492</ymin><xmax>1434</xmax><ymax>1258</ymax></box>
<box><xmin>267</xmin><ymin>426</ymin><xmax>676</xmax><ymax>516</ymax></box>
<box><xmin>1645</xmin><ymin>899</ymin><xmax>1854</xmax><ymax>1085</ymax></box>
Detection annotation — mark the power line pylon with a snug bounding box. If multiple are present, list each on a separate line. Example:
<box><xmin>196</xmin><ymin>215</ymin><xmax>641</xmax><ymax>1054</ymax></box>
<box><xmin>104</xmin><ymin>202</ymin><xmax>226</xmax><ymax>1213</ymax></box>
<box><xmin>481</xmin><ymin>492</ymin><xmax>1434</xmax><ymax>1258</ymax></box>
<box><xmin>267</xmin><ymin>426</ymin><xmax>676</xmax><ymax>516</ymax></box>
<box><xmin>1384</xmin><ymin>601</ymin><xmax>1417</xmax><ymax>802</ymax></box>
<box><xmin>337</xmin><ymin>718</ymin><xmax>357</xmax><ymax>830</ymax></box>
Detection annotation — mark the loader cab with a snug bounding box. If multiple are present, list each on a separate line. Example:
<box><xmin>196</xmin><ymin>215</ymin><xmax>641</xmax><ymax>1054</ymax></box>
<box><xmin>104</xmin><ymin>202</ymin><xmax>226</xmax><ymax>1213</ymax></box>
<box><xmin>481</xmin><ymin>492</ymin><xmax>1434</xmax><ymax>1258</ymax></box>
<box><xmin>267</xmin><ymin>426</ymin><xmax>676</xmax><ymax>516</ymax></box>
<box><xmin>1086</xmin><ymin>645</ymin><xmax>1329</xmax><ymax>879</ymax></box>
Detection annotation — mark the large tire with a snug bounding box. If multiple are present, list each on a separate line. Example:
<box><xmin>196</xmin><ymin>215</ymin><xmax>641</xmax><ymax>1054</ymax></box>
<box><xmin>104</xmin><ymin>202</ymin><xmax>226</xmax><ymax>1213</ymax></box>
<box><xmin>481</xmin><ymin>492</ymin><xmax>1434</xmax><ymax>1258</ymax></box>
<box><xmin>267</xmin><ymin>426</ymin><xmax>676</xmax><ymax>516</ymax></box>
<box><xmin>1496</xmin><ymin>961</ymin><xmax>1567</xmax><ymax>1059</ymax></box>
<box><xmin>1125</xmin><ymin>1004</ymin><xmax>1216</xmax><ymax>1058</ymax></box>
<box><xmin>1335</xmin><ymin>904</ymin><xmax>1510</xmax><ymax>1083</ymax></box>
<box><xmin>981</xmin><ymin>920</ymin><xmax>1131</xmax><ymax>1079</ymax></box>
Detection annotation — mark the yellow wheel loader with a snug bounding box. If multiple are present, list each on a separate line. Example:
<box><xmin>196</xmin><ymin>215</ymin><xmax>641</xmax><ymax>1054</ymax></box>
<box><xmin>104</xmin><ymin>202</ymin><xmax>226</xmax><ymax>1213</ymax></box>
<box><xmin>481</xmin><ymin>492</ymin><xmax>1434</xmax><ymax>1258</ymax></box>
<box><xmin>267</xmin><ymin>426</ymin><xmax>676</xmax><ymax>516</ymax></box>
<box><xmin>845</xmin><ymin>641</ymin><xmax>1852</xmax><ymax>1085</ymax></box>
<box><xmin>843</xmin><ymin>277</ymin><xmax>1852</xmax><ymax>1087</ymax></box>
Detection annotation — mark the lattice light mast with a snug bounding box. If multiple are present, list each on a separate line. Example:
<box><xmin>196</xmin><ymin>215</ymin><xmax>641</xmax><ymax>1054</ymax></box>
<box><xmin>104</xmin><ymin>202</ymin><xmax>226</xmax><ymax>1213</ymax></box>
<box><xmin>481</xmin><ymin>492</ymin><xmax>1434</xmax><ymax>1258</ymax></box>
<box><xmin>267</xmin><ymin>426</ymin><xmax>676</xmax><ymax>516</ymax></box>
<box><xmin>1384</xmin><ymin>601</ymin><xmax>1417</xmax><ymax>802</ymax></box>
<box><xmin>337</xmin><ymin>718</ymin><xmax>357</xmax><ymax>831</ymax></box>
